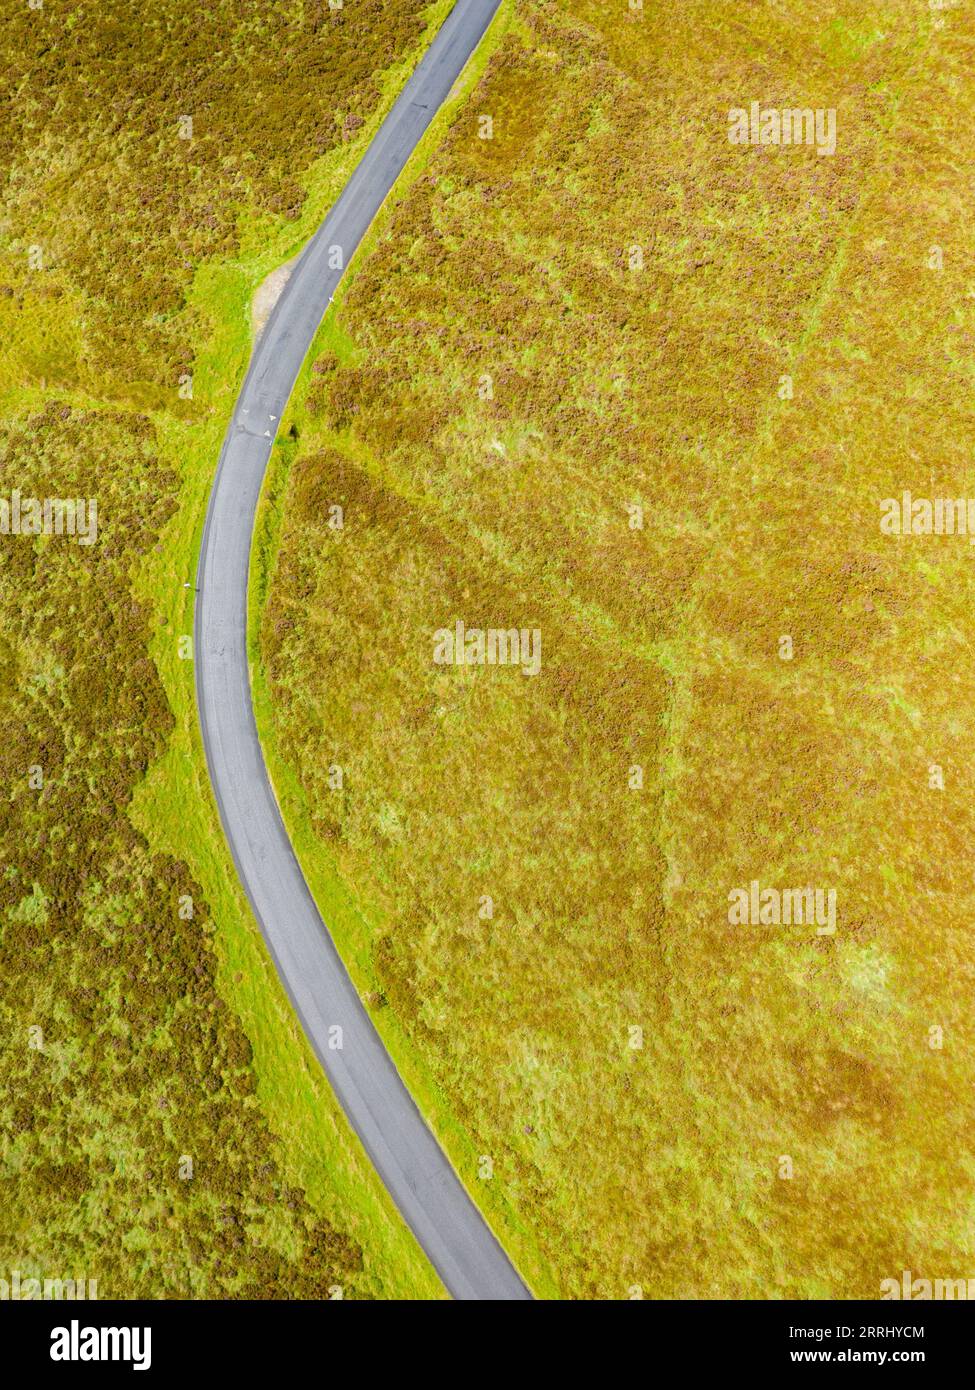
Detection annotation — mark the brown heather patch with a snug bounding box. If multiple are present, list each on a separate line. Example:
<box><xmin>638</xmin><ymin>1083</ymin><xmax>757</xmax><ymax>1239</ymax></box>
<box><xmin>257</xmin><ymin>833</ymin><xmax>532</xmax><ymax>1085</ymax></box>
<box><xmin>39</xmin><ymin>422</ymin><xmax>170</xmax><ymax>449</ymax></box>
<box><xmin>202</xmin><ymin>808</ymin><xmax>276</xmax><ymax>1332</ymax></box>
<box><xmin>0</xmin><ymin>405</ymin><xmax>364</xmax><ymax>1295</ymax></box>
<box><xmin>0</xmin><ymin>0</ymin><xmax>432</xmax><ymax>387</ymax></box>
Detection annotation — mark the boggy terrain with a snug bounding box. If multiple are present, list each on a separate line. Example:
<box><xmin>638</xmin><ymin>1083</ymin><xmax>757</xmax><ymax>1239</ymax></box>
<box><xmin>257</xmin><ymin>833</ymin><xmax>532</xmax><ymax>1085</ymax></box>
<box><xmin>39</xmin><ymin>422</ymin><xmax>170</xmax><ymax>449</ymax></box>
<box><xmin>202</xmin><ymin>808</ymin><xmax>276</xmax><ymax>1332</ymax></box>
<box><xmin>261</xmin><ymin>0</ymin><xmax>975</xmax><ymax>1296</ymax></box>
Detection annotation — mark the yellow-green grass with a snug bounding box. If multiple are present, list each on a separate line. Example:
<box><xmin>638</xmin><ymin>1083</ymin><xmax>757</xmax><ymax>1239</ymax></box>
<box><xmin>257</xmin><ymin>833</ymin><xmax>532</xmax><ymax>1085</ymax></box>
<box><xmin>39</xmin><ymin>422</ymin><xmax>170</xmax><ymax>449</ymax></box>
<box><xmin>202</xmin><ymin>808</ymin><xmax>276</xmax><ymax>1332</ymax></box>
<box><xmin>1</xmin><ymin>0</ymin><xmax>457</xmax><ymax>1298</ymax></box>
<box><xmin>256</xmin><ymin>0</ymin><xmax>975</xmax><ymax>1297</ymax></box>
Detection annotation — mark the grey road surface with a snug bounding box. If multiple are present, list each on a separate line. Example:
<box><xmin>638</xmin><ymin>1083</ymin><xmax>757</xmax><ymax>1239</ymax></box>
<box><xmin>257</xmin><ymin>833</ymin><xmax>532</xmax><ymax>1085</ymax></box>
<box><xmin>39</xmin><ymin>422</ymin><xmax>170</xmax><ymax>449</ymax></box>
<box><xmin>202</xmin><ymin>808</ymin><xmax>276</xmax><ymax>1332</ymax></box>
<box><xmin>194</xmin><ymin>0</ymin><xmax>531</xmax><ymax>1300</ymax></box>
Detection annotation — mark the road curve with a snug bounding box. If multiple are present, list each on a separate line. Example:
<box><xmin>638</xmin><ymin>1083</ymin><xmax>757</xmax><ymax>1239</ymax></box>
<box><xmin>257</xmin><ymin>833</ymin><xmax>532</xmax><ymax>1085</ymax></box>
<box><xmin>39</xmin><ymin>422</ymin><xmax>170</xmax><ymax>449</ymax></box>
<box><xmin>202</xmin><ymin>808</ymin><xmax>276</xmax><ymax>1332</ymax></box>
<box><xmin>194</xmin><ymin>0</ymin><xmax>530</xmax><ymax>1300</ymax></box>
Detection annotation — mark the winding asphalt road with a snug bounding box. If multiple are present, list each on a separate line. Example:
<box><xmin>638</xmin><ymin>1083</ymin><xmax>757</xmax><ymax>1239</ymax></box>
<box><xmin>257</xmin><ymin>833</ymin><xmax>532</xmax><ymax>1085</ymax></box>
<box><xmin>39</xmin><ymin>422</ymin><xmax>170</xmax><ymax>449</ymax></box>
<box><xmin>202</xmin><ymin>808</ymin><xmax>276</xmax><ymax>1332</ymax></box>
<box><xmin>194</xmin><ymin>0</ymin><xmax>530</xmax><ymax>1300</ymax></box>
